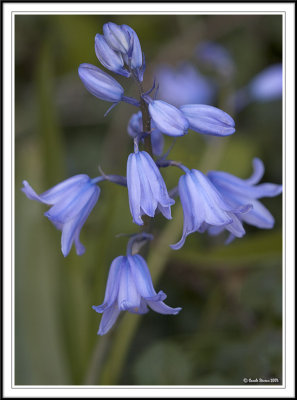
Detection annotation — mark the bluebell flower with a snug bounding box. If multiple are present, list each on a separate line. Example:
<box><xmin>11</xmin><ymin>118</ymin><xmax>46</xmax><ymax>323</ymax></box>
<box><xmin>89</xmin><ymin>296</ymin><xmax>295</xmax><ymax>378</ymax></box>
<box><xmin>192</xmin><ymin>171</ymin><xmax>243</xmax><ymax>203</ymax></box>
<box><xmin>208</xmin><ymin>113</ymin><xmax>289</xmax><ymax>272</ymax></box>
<box><xmin>196</xmin><ymin>41</ymin><xmax>235</xmax><ymax>77</ymax></box>
<box><xmin>127</xmin><ymin>111</ymin><xmax>164</xmax><ymax>156</ymax></box>
<box><xmin>148</xmin><ymin>100</ymin><xmax>189</xmax><ymax>137</ymax></box>
<box><xmin>207</xmin><ymin>158</ymin><xmax>282</xmax><ymax>238</ymax></box>
<box><xmin>248</xmin><ymin>64</ymin><xmax>282</xmax><ymax>102</ymax></box>
<box><xmin>95</xmin><ymin>34</ymin><xmax>130</xmax><ymax>78</ymax></box>
<box><xmin>93</xmin><ymin>254</ymin><xmax>181</xmax><ymax>335</ymax></box>
<box><xmin>171</xmin><ymin>168</ymin><xmax>250</xmax><ymax>250</ymax></box>
<box><xmin>127</xmin><ymin>151</ymin><xmax>175</xmax><ymax>225</ymax></box>
<box><xmin>155</xmin><ymin>63</ymin><xmax>215</xmax><ymax>107</ymax></box>
<box><xmin>22</xmin><ymin>175</ymin><xmax>100</xmax><ymax>257</ymax></box>
<box><xmin>180</xmin><ymin>104</ymin><xmax>235</xmax><ymax>137</ymax></box>
<box><xmin>78</xmin><ymin>63</ymin><xmax>124</xmax><ymax>102</ymax></box>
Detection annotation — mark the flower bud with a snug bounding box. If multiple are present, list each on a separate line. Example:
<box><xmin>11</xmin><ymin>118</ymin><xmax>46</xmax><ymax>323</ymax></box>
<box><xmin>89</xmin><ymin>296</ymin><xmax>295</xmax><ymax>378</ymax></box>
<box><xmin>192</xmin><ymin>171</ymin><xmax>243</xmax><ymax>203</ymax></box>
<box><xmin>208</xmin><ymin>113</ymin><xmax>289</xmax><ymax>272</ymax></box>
<box><xmin>103</xmin><ymin>22</ymin><xmax>131</xmax><ymax>53</ymax></box>
<box><xmin>148</xmin><ymin>100</ymin><xmax>189</xmax><ymax>137</ymax></box>
<box><xmin>78</xmin><ymin>63</ymin><xmax>124</xmax><ymax>102</ymax></box>
<box><xmin>122</xmin><ymin>25</ymin><xmax>143</xmax><ymax>69</ymax></box>
<box><xmin>127</xmin><ymin>111</ymin><xmax>143</xmax><ymax>138</ymax></box>
<box><xmin>180</xmin><ymin>104</ymin><xmax>235</xmax><ymax>136</ymax></box>
<box><xmin>95</xmin><ymin>34</ymin><xmax>130</xmax><ymax>78</ymax></box>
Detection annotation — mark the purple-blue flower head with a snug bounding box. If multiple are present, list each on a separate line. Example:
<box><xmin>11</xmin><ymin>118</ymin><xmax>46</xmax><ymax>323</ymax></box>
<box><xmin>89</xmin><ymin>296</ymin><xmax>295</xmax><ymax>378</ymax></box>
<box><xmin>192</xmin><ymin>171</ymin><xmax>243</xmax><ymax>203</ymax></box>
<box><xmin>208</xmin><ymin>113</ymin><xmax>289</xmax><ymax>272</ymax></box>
<box><xmin>180</xmin><ymin>104</ymin><xmax>235</xmax><ymax>137</ymax></box>
<box><xmin>100</xmin><ymin>22</ymin><xmax>145</xmax><ymax>81</ymax></box>
<box><xmin>78</xmin><ymin>63</ymin><xmax>124</xmax><ymax>103</ymax></box>
<box><xmin>22</xmin><ymin>175</ymin><xmax>100</xmax><ymax>257</ymax></box>
<box><xmin>155</xmin><ymin>63</ymin><xmax>215</xmax><ymax>107</ymax></box>
<box><xmin>249</xmin><ymin>64</ymin><xmax>282</xmax><ymax>102</ymax></box>
<box><xmin>93</xmin><ymin>254</ymin><xmax>181</xmax><ymax>335</ymax></box>
<box><xmin>171</xmin><ymin>169</ymin><xmax>250</xmax><ymax>250</ymax></box>
<box><xmin>127</xmin><ymin>111</ymin><xmax>164</xmax><ymax>156</ymax></box>
<box><xmin>127</xmin><ymin>151</ymin><xmax>175</xmax><ymax>225</ymax></box>
<box><xmin>148</xmin><ymin>100</ymin><xmax>189</xmax><ymax>137</ymax></box>
<box><xmin>208</xmin><ymin>158</ymin><xmax>282</xmax><ymax>231</ymax></box>
<box><xmin>95</xmin><ymin>34</ymin><xmax>130</xmax><ymax>78</ymax></box>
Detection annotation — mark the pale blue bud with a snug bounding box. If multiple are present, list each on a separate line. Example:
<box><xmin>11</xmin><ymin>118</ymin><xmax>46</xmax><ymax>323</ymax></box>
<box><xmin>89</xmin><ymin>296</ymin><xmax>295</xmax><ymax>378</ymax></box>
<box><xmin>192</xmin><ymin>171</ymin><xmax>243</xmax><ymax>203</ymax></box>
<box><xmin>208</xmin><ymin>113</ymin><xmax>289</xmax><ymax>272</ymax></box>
<box><xmin>95</xmin><ymin>34</ymin><xmax>130</xmax><ymax>78</ymax></box>
<box><xmin>148</xmin><ymin>100</ymin><xmax>189</xmax><ymax>137</ymax></box>
<box><xmin>103</xmin><ymin>22</ymin><xmax>131</xmax><ymax>53</ymax></box>
<box><xmin>78</xmin><ymin>63</ymin><xmax>124</xmax><ymax>102</ymax></box>
<box><xmin>180</xmin><ymin>104</ymin><xmax>235</xmax><ymax>136</ymax></box>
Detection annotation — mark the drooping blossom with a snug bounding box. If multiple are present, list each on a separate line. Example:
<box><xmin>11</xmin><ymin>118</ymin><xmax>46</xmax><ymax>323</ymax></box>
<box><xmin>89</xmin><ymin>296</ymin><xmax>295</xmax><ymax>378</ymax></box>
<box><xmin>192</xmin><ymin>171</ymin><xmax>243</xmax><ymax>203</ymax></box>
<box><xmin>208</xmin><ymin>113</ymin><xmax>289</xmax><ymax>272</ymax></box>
<box><xmin>22</xmin><ymin>175</ymin><xmax>100</xmax><ymax>257</ymax></box>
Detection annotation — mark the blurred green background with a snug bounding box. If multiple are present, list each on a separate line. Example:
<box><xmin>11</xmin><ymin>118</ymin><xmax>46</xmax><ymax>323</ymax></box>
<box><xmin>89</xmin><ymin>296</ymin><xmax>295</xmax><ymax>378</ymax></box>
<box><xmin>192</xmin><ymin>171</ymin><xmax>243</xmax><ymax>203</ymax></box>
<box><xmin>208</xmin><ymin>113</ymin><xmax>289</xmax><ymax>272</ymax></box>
<box><xmin>15</xmin><ymin>14</ymin><xmax>282</xmax><ymax>385</ymax></box>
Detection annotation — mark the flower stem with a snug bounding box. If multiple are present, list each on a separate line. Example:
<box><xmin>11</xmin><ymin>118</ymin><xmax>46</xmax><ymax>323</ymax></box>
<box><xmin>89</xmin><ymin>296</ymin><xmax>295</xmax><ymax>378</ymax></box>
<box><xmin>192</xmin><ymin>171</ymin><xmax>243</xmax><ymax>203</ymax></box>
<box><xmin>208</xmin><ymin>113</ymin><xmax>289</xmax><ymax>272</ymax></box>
<box><xmin>132</xmin><ymin>73</ymin><xmax>153</xmax><ymax>156</ymax></box>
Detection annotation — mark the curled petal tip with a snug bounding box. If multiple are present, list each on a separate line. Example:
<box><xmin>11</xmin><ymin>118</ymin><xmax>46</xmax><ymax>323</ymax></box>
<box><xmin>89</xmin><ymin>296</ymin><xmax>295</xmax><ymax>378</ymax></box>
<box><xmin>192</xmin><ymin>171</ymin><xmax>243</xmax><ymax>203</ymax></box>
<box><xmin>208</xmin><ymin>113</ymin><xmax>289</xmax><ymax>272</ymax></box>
<box><xmin>173</xmin><ymin>307</ymin><xmax>182</xmax><ymax>315</ymax></box>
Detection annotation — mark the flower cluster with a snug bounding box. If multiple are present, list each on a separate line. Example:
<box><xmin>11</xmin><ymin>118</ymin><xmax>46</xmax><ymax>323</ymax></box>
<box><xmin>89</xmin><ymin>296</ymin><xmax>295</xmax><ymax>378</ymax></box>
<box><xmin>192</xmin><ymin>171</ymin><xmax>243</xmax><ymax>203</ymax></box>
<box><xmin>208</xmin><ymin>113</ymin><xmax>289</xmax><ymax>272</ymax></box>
<box><xmin>22</xmin><ymin>22</ymin><xmax>282</xmax><ymax>335</ymax></box>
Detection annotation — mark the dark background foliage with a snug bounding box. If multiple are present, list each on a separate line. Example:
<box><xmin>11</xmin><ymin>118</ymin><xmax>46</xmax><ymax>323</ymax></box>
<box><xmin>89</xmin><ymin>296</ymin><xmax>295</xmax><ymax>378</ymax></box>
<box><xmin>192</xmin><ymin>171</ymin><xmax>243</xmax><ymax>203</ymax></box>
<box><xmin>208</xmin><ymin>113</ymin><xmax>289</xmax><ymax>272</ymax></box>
<box><xmin>15</xmin><ymin>14</ymin><xmax>282</xmax><ymax>385</ymax></box>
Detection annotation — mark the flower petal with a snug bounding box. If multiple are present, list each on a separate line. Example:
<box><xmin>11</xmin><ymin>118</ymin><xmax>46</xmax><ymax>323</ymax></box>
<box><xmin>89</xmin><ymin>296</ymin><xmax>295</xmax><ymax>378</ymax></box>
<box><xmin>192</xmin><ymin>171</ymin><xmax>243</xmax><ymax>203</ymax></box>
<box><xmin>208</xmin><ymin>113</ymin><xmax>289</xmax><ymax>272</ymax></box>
<box><xmin>60</xmin><ymin>187</ymin><xmax>100</xmax><ymax>257</ymax></box>
<box><xmin>240</xmin><ymin>199</ymin><xmax>275</xmax><ymax>229</ymax></box>
<box><xmin>45</xmin><ymin>182</ymin><xmax>98</xmax><ymax>224</ymax></box>
<box><xmin>208</xmin><ymin>169</ymin><xmax>282</xmax><ymax>200</ymax></box>
<box><xmin>127</xmin><ymin>153</ymin><xmax>143</xmax><ymax>225</ymax></box>
<box><xmin>171</xmin><ymin>174</ymin><xmax>198</xmax><ymax>250</ymax></box>
<box><xmin>136</xmin><ymin>153</ymin><xmax>157</xmax><ymax>217</ymax></box>
<box><xmin>128</xmin><ymin>254</ymin><xmax>157</xmax><ymax>298</ymax></box>
<box><xmin>224</xmin><ymin>213</ymin><xmax>246</xmax><ymax>238</ymax></box>
<box><xmin>141</xmin><ymin>151</ymin><xmax>175</xmax><ymax>208</ymax></box>
<box><xmin>22</xmin><ymin>175</ymin><xmax>89</xmax><ymax>205</ymax></box>
<box><xmin>191</xmin><ymin>170</ymin><xmax>234</xmax><ymax>226</ymax></box>
<box><xmin>97</xmin><ymin>304</ymin><xmax>121</xmax><ymax>335</ymax></box>
<box><xmin>244</xmin><ymin>158</ymin><xmax>265</xmax><ymax>185</ymax></box>
<box><xmin>74</xmin><ymin>229</ymin><xmax>86</xmax><ymax>255</ymax></box>
<box><xmin>146</xmin><ymin>300</ymin><xmax>182</xmax><ymax>315</ymax></box>
<box><xmin>117</xmin><ymin>257</ymin><xmax>141</xmax><ymax>311</ymax></box>
<box><xmin>102</xmin><ymin>256</ymin><xmax>124</xmax><ymax>306</ymax></box>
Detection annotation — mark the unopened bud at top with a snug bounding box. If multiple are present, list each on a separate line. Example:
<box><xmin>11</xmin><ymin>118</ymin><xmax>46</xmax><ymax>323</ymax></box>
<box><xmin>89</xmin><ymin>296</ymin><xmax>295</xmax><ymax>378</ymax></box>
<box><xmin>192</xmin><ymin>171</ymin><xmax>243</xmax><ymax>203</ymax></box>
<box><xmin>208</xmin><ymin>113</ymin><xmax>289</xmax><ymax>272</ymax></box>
<box><xmin>95</xmin><ymin>34</ymin><xmax>130</xmax><ymax>78</ymax></box>
<box><xmin>122</xmin><ymin>25</ymin><xmax>143</xmax><ymax>71</ymax></box>
<box><xmin>100</xmin><ymin>22</ymin><xmax>145</xmax><ymax>82</ymax></box>
<box><xmin>103</xmin><ymin>22</ymin><xmax>131</xmax><ymax>54</ymax></box>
